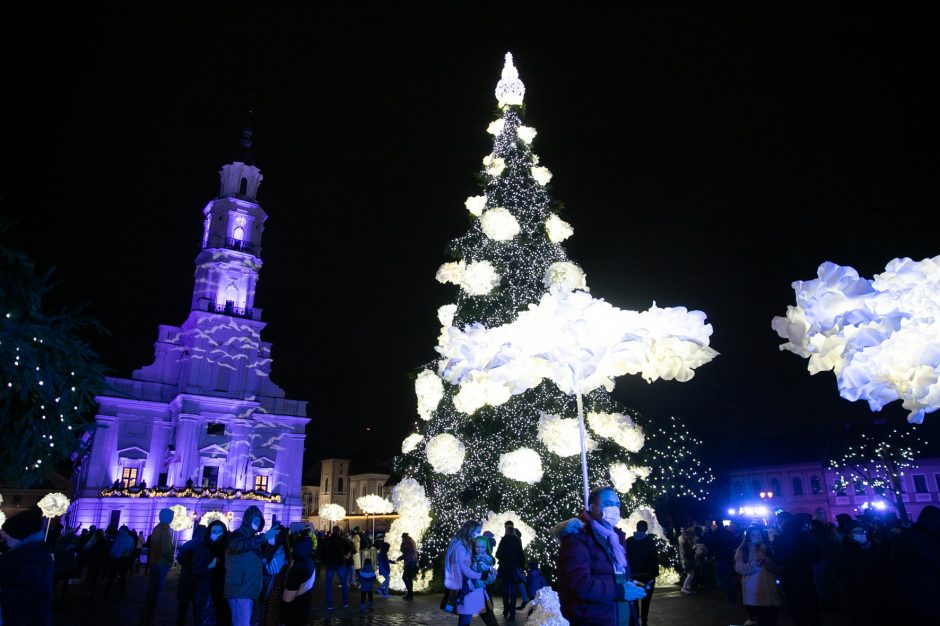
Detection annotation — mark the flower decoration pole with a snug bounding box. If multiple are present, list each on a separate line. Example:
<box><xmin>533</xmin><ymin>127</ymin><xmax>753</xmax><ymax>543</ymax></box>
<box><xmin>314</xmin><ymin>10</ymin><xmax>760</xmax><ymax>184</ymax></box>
<box><xmin>37</xmin><ymin>492</ymin><xmax>70</xmax><ymax>541</ymax></box>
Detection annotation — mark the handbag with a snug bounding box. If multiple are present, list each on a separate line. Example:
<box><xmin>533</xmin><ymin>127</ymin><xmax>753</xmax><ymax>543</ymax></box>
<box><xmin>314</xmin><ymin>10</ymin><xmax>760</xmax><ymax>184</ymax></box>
<box><xmin>440</xmin><ymin>589</ymin><xmax>459</xmax><ymax>614</ymax></box>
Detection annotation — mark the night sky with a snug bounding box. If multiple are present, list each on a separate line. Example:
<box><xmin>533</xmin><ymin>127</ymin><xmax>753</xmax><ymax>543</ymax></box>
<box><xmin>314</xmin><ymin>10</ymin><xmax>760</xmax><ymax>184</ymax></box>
<box><xmin>5</xmin><ymin>6</ymin><xmax>938</xmax><ymax>485</ymax></box>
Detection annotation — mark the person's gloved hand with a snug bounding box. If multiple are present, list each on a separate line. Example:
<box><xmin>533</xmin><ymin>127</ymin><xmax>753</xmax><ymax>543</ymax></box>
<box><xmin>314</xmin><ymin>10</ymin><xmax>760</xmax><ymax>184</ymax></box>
<box><xmin>564</xmin><ymin>518</ymin><xmax>584</xmax><ymax>534</ymax></box>
<box><xmin>622</xmin><ymin>580</ymin><xmax>646</xmax><ymax>601</ymax></box>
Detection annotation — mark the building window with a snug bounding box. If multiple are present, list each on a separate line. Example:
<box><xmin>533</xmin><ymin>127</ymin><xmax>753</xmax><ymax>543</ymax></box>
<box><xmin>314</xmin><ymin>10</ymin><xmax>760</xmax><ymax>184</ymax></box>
<box><xmin>158</xmin><ymin>472</ymin><xmax>168</xmax><ymax>487</ymax></box>
<box><xmin>835</xmin><ymin>480</ymin><xmax>846</xmax><ymax>496</ymax></box>
<box><xmin>811</xmin><ymin>475</ymin><xmax>823</xmax><ymax>495</ymax></box>
<box><xmin>791</xmin><ymin>477</ymin><xmax>803</xmax><ymax>496</ymax></box>
<box><xmin>121</xmin><ymin>466</ymin><xmax>138</xmax><ymax>488</ymax></box>
<box><xmin>751</xmin><ymin>479</ymin><xmax>762</xmax><ymax>496</ymax></box>
<box><xmin>337</xmin><ymin>477</ymin><xmax>344</xmax><ymax>493</ymax></box>
<box><xmin>325</xmin><ymin>477</ymin><xmax>330</xmax><ymax>493</ymax></box>
<box><xmin>935</xmin><ymin>474</ymin><xmax>940</xmax><ymax>493</ymax></box>
<box><xmin>202</xmin><ymin>466</ymin><xmax>219</xmax><ymax>489</ymax></box>
<box><xmin>770</xmin><ymin>478</ymin><xmax>781</xmax><ymax>496</ymax></box>
<box><xmin>913</xmin><ymin>474</ymin><xmax>928</xmax><ymax>493</ymax></box>
<box><xmin>854</xmin><ymin>480</ymin><xmax>866</xmax><ymax>496</ymax></box>
<box><xmin>361</xmin><ymin>484</ymin><xmax>366</xmax><ymax>498</ymax></box>
<box><xmin>733</xmin><ymin>481</ymin><xmax>744</xmax><ymax>497</ymax></box>
<box><xmin>254</xmin><ymin>474</ymin><xmax>269</xmax><ymax>492</ymax></box>
<box><xmin>207</xmin><ymin>422</ymin><xmax>225</xmax><ymax>436</ymax></box>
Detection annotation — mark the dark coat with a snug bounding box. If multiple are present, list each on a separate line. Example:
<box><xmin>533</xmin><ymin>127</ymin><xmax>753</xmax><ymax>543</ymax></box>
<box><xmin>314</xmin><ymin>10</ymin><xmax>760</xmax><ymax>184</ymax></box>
<box><xmin>890</xmin><ymin>505</ymin><xmax>940</xmax><ymax>620</ymax></box>
<box><xmin>496</xmin><ymin>530</ymin><xmax>525</xmax><ymax>575</ymax></box>
<box><xmin>624</xmin><ymin>534</ymin><xmax>659</xmax><ymax>581</ymax></box>
<box><xmin>178</xmin><ymin>526</ymin><xmax>214</xmax><ymax>600</ymax></box>
<box><xmin>556</xmin><ymin>512</ymin><xmax>635</xmax><ymax>626</ymax></box>
<box><xmin>283</xmin><ymin>537</ymin><xmax>315</xmax><ymax>626</ymax></box>
<box><xmin>225</xmin><ymin>505</ymin><xmax>268</xmax><ymax>599</ymax></box>
<box><xmin>0</xmin><ymin>539</ymin><xmax>54</xmax><ymax>626</ymax></box>
<box><xmin>318</xmin><ymin>533</ymin><xmax>353</xmax><ymax>568</ymax></box>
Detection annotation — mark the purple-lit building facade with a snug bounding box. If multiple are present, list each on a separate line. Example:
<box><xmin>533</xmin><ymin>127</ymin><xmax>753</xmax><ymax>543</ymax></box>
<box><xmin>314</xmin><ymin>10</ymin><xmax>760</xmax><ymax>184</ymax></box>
<box><xmin>725</xmin><ymin>457</ymin><xmax>940</xmax><ymax>523</ymax></box>
<box><xmin>70</xmin><ymin>132</ymin><xmax>309</xmax><ymax>535</ymax></box>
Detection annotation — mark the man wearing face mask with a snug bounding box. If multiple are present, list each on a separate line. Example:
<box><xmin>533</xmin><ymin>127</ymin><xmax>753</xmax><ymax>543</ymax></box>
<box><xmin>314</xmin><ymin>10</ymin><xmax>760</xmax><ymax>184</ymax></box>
<box><xmin>554</xmin><ymin>486</ymin><xmax>646</xmax><ymax>626</ymax></box>
<box><xmin>225</xmin><ymin>505</ymin><xmax>280</xmax><ymax>626</ymax></box>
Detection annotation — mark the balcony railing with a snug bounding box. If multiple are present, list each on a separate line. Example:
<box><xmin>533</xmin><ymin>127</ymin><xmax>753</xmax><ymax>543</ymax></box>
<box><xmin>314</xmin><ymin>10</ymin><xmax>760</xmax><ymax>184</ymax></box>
<box><xmin>209</xmin><ymin>302</ymin><xmax>254</xmax><ymax>320</ymax></box>
<box><xmin>224</xmin><ymin>237</ymin><xmax>256</xmax><ymax>254</ymax></box>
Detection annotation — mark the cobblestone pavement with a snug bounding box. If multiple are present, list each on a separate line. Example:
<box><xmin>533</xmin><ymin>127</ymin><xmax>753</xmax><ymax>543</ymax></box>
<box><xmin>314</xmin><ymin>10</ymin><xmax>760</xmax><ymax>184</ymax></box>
<box><xmin>52</xmin><ymin>566</ymin><xmax>854</xmax><ymax>626</ymax></box>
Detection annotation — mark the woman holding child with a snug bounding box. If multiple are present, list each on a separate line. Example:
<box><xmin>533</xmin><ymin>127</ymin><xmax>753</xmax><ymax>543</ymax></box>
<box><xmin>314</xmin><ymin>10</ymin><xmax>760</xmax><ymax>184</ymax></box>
<box><xmin>444</xmin><ymin>520</ymin><xmax>499</xmax><ymax>626</ymax></box>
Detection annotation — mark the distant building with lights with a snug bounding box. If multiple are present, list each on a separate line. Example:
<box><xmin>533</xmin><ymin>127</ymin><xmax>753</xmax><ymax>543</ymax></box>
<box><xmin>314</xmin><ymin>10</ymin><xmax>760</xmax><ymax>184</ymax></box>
<box><xmin>724</xmin><ymin>456</ymin><xmax>940</xmax><ymax>523</ymax></box>
<box><xmin>308</xmin><ymin>459</ymin><xmax>394</xmax><ymax>531</ymax></box>
<box><xmin>70</xmin><ymin>127</ymin><xmax>309</xmax><ymax>535</ymax></box>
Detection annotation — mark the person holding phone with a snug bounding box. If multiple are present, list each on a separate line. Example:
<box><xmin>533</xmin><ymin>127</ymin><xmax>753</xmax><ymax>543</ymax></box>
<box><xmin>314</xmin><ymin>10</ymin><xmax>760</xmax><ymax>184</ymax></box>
<box><xmin>734</xmin><ymin>525</ymin><xmax>782</xmax><ymax>626</ymax></box>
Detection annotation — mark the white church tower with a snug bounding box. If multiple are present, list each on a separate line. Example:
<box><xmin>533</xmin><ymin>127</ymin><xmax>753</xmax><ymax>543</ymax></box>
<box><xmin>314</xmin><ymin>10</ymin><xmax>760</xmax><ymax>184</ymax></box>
<box><xmin>71</xmin><ymin>123</ymin><xmax>309</xmax><ymax>533</ymax></box>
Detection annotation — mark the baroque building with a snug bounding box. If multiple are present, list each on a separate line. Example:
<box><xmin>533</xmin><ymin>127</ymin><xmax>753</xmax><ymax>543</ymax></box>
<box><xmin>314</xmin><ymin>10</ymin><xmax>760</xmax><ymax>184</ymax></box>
<box><xmin>71</xmin><ymin>128</ymin><xmax>309</xmax><ymax>534</ymax></box>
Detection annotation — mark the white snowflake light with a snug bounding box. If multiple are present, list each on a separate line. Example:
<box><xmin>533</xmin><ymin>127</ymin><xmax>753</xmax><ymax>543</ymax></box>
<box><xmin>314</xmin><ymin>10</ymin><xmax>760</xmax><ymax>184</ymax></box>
<box><xmin>545</xmin><ymin>214</ymin><xmax>574</xmax><ymax>243</ymax></box>
<box><xmin>415</xmin><ymin>369</ymin><xmax>444</xmax><ymax>420</ymax></box>
<box><xmin>588</xmin><ymin>412</ymin><xmax>645</xmax><ymax>452</ymax></box>
<box><xmin>37</xmin><ymin>492</ymin><xmax>70</xmax><ymax>517</ymax></box>
<box><xmin>495</xmin><ymin>52</ymin><xmax>525</xmax><ymax>107</ymax></box>
<box><xmin>320</xmin><ymin>503</ymin><xmax>347</xmax><ymax>522</ymax></box>
<box><xmin>773</xmin><ymin>256</ymin><xmax>940</xmax><ymax>423</ymax></box>
<box><xmin>498</xmin><ymin>447</ymin><xmax>544</xmax><ymax>484</ymax></box>
<box><xmin>537</xmin><ymin>412</ymin><xmax>595</xmax><ymax>457</ymax></box>
<box><xmin>532</xmin><ymin>166</ymin><xmax>553</xmax><ymax>186</ymax></box>
<box><xmin>357</xmin><ymin>494</ymin><xmax>394</xmax><ymax>514</ymax></box>
<box><xmin>426</xmin><ymin>433</ymin><xmax>466</xmax><ymax>474</ymax></box>
<box><xmin>401</xmin><ymin>433</ymin><xmax>423</xmax><ymax>454</ymax></box>
<box><xmin>461</xmin><ymin>260</ymin><xmax>501</xmax><ymax>296</ymax></box>
<box><xmin>487</xmin><ymin>119</ymin><xmax>505</xmax><ymax>136</ymax></box>
<box><xmin>480</xmin><ymin>207</ymin><xmax>521</xmax><ymax>242</ymax></box>
<box><xmin>465</xmin><ymin>195</ymin><xmax>487</xmax><ymax>217</ymax></box>
<box><xmin>483</xmin><ymin>154</ymin><xmax>506</xmax><ymax>177</ymax></box>
<box><xmin>517</xmin><ymin>125</ymin><xmax>537</xmax><ymax>145</ymax></box>
<box><xmin>544</xmin><ymin>262</ymin><xmax>588</xmax><ymax>292</ymax></box>
<box><xmin>482</xmin><ymin>510</ymin><xmax>536</xmax><ymax>552</ymax></box>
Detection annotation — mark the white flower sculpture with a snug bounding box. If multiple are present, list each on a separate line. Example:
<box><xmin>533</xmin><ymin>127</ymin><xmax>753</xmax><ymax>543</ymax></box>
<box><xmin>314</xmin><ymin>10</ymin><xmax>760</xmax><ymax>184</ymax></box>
<box><xmin>480</xmin><ymin>207</ymin><xmax>521</xmax><ymax>242</ymax></box>
<box><xmin>415</xmin><ymin>369</ymin><xmax>444</xmax><ymax>420</ymax></box>
<box><xmin>169</xmin><ymin>504</ymin><xmax>193</xmax><ymax>531</ymax></box>
<box><xmin>357</xmin><ymin>494</ymin><xmax>394</xmax><ymax>515</ymax></box>
<box><xmin>461</xmin><ymin>260</ymin><xmax>501</xmax><ymax>296</ymax></box>
<box><xmin>517</xmin><ymin>125</ymin><xmax>537</xmax><ymax>145</ymax></box>
<box><xmin>426</xmin><ymin>433</ymin><xmax>466</xmax><ymax>474</ymax></box>
<box><xmin>609</xmin><ymin>463</ymin><xmax>651</xmax><ymax>494</ymax></box>
<box><xmin>545</xmin><ymin>214</ymin><xmax>574</xmax><ymax>243</ymax></box>
<box><xmin>532</xmin><ymin>166</ymin><xmax>553</xmax><ymax>186</ymax></box>
<box><xmin>37</xmin><ymin>492</ymin><xmax>70</xmax><ymax>518</ymax></box>
<box><xmin>487</xmin><ymin>119</ymin><xmax>505</xmax><ymax>136</ymax></box>
<box><xmin>0</xmin><ymin>494</ymin><xmax>5</xmax><ymax>529</ymax></box>
<box><xmin>618</xmin><ymin>505</ymin><xmax>665</xmax><ymax>539</ymax></box>
<box><xmin>588</xmin><ymin>412</ymin><xmax>645</xmax><ymax>453</ymax></box>
<box><xmin>320</xmin><ymin>503</ymin><xmax>346</xmax><ymax>522</ymax></box>
<box><xmin>498</xmin><ymin>447</ymin><xmax>544</xmax><ymax>484</ymax></box>
<box><xmin>387</xmin><ymin>478</ymin><xmax>432</xmax><ymax>591</ymax></box>
<box><xmin>437</xmin><ymin>286</ymin><xmax>716</xmax><ymax>409</ymax></box>
<box><xmin>483</xmin><ymin>154</ymin><xmax>506</xmax><ymax>177</ymax></box>
<box><xmin>199</xmin><ymin>511</ymin><xmax>228</xmax><ymax>527</ymax></box>
<box><xmin>481</xmin><ymin>510</ymin><xmax>536</xmax><ymax>553</ymax></box>
<box><xmin>436</xmin><ymin>261</ymin><xmax>465</xmax><ymax>285</ymax></box>
<box><xmin>772</xmin><ymin>256</ymin><xmax>940</xmax><ymax>423</ymax></box>
<box><xmin>465</xmin><ymin>195</ymin><xmax>487</xmax><ymax>217</ymax></box>
<box><xmin>538</xmin><ymin>412</ymin><xmax>595</xmax><ymax>457</ymax></box>
<box><xmin>527</xmin><ymin>587</ymin><xmax>570</xmax><ymax>626</ymax></box>
<box><xmin>437</xmin><ymin>304</ymin><xmax>457</xmax><ymax>327</ymax></box>
<box><xmin>544</xmin><ymin>262</ymin><xmax>588</xmax><ymax>292</ymax></box>
<box><xmin>452</xmin><ymin>371</ymin><xmax>512</xmax><ymax>414</ymax></box>
<box><xmin>401</xmin><ymin>433</ymin><xmax>423</xmax><ymax>454</ymax></box>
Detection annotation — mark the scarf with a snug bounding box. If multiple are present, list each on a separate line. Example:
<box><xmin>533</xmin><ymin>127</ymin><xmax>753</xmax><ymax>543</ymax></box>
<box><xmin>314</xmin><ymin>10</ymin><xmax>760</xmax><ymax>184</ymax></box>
<box><xmin>591</xmin><ymin>518</ymin><xmax>628</xmax><ymax>574</ymax></box>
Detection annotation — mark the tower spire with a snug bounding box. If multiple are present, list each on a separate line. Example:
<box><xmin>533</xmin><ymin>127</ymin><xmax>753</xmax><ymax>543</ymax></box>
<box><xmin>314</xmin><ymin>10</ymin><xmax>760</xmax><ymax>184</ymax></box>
<box><xmin>495</xmin><ymin>52</ymin><xmax>525</xmax><ymax>107</ymax></box>
<box><xmin>232</xmin><ymin>92</ymin><xmax>256</xmax><ymax>166</ymax></box>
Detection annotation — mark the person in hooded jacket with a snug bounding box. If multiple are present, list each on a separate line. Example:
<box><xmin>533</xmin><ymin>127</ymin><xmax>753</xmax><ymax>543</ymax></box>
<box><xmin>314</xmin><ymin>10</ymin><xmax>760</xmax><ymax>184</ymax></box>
<box><xmin>178</xmin><ymin>525</ymin><xmax>216</xmax><ymax>626</ymax></box>
<box><xmin>259</xmin><ymin>525</ymin><xmax>291</xmax><ymax>626</ymax></box>
<box><xmin>206</xmin><ymin>519</ymin><xmax>231</xmax><ymax>626</ymax></box>
<box><xmin>0</xmin><ymin>508</ymin><xmax>54</xmax><ymax>626</ymax></box>
<box><xmin>141</xmin><ymin>508</ymin><xmax>176</xmax><ymax>626</ymax></box>
<box><xmin>225</xmin><ymin>506</ymin><xmax>279</xmax><ymax>626</ymax></box>
<box><xmin>554</xmin><ymin>486</ymin><xmax>646</xmax><ymax>626</ymax></box>
<box><xmin>282</xmin><ymin>536</ymin><xmax>316</xmax><ymax>626</ymax></box>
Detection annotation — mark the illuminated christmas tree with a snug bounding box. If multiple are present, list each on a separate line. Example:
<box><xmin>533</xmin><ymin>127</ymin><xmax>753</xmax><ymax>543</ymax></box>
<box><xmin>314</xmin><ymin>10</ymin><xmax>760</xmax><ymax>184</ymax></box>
<box><xmin>392</xmin><ymin>54</ymin><xmax>717</xmax><ymax>581</ymax></box>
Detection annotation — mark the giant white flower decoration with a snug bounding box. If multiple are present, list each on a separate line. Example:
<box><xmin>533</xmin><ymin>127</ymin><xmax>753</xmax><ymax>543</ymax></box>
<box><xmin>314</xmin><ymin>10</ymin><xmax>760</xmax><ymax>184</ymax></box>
<box><xmin>169</xmin><ymin>504</ymin><xmax>193</xmax><ymax>531</ymax></box>
<box><xmin>545</xmin><ymin>214</ymin><xmax>573</xmax><ymax>243</ymax></box>
<box><xmin>387</xmin><ymin>478</ymin><xmax>433</xmax><ymax>590</ymax></box>
<box><xmin>609</xmin><ymin>463</ymin><xmax>651</xmax><ymax>494</ymax></box>
<box><xmin>37</xmin><ymin>492</ymin><xmax>70</xmax><ymax>518</ymax></box>
<box><xmin>452</xmin><ymin>371</ymin><xmax>512</xmax><ymax>414</ymax></box>
<box><xmin>618</xmin><ymin>505</ymin><xmax>665</xmax><ymax>539</ymax></box>
<box><xmin>461</xmin><ymin>260</ymin><xmax>501</xmax><ymax>295</ymax></box>
<box><xmin>426</xmin><ymin>433</ymin><xmax>466</xmax><ymax>474</ymax></box>
<box><xmin>401</xmin><ymin>433</ymin><xmax>423</xmax><ymax>454</ymax></box>
<box><xmin>481</xmin><ymin>510</ymin><xmax>536</xmax><ymax>553</ymax></box>
<box><xmin>436</xmin><ymin>261</ymin><xmax>465</xmax><ymax>285</ymax></box>
<box><xmin>517</xmin><ymin>125</ymin><xmax>537</xmax><ymax>144</ymax></box>
<box><xmin>532</xmin><ymin>166</ymin><xmax>553</xmax><ymax>186</ymax></box>
<box><xmin>487</xmin><ymin>119</ymin><xmax>505</xmax><ymax>136</ymax></box>
<box><xmin>544</xmin><ymin>262</ymin><xmax>588</xmax><ymax>292</ymax></box>
<box><xmin>528</xmin><ymin>587</ymin><xmax>570</xmax><ymax>626</ymax></box>
<box><xmin>415</xmin><ymin>369</ymin><xmax>444</xmax><ymax>420</ymax></box>
<box><xmin>483</xmin><ymin>154</ymin><xmax>506</xmax><ymax>177</ymax></box>
<box><xmin>357</xmin><ymin>494</ymin><xmax>394</xmax><ymax>514</ymax></box>
<box><xmin>320</xmin><ymin>503</ymin><xmax>346</xmax><ymax>522</ymax></box>
<box><xmin>588</xmin><ymin>412</ymin><xmax>645</xmax><ymax>452</ymax></box>
<box><xmin>437</xmin><ymin>304</ymin><xmax>457</xmax><ymax>328</ymax></box>
<box><xmin>465</xmin><ymin>195</ymin><xmax>487</xmax><ymax>217</ymax></box>
<box><xmin>773</xmin><ymin>256</ymin><xmax>940</xmax><ymax>423</ymax></box>
<box><xmin>537</xmin><ymin>412</ymin><xmax>595</xmax><ymax>457</ymax></box>
<box><xmin>498</xmin><ymin>447</ymin><xmax>544</xmax><ymax>484</ymax></box>
<box><xmin>480</xmin><ymin>207</ymin><xmax>521</xmax><ymax>242</ymax></box>
<box><xmin>199</xmin><ymin>511</ymin><xmax>228</xmax><ymax>527</ymax></box>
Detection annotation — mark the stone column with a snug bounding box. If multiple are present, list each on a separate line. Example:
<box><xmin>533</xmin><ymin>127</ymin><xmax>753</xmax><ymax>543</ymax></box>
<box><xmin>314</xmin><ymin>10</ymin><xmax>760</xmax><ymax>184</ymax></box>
<box><xmin>85</xmin><ymin>416</ymin><xmax>118</xmax><ymax>491</ymax></box>
<box><xmin>144</xmin><ymin>420</ymin><xmax>173</xmax><ymax>487</ymax></box>
<box><xmin>176</xmin><ymin>415</ymin><xmax>199</xmax><ymax>487</ymax></box>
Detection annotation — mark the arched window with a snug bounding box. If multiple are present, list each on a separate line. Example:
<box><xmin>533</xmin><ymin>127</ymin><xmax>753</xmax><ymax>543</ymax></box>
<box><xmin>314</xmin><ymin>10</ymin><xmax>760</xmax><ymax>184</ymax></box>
<box><xmin>224</xmin><ymin>284</ymin><xmax>238</xmax><ymax>308</ymax></box>
<box><xmin>324</xmin><ymin>477</ymin><xmax>329</xmax><ymax>493</ymax></box>
<box><xmin>770</xmin><ymin>478</ymin><xmax>782</xmax><ymax>496</ymax></box>
<box><xmin>337</xmin><ymin>477</ymin><xmax>344</xmax><ymax>493</ymax></box>
<box><xmin>232</xmin><ymin>225</ymin><xmax>245</xmax><ymax>241</ymax></box>
<box><xmin>751</xmin><ymin>479</ymin><xmax>762</xmax><ymax>495</ymax></box>
<box><xmin>792</xmin><ymin>477</ymin><xmax>804</xmax><ymax>496</ymax></box>
<box><xmin>811</xmin><ymin>475</ymin><xmax>823</xmax><ymax>495</ymax></box>
<box><xmin>239</xmin><ymin>177</ymin><xmax>248</xmax><ymax>196</ymax></box>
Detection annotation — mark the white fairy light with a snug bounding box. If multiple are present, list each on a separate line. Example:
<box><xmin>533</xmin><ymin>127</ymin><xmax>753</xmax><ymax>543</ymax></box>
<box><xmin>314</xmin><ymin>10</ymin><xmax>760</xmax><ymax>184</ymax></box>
<box><xmin>494</xmin><ymin>52</ymin><xmax>525</xmax><ymax>107</ymax></box>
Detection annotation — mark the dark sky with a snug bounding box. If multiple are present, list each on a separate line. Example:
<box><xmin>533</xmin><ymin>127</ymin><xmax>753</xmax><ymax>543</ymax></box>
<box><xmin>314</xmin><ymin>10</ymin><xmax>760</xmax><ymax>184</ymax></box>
<box><xmin>4</xmin><ymin>6</ymin><xmax>938</xmax><ymax>483</ymax></box>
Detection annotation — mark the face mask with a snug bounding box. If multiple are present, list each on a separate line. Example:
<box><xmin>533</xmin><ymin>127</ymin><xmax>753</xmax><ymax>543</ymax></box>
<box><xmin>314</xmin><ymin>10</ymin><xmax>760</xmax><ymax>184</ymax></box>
<box><xmin>251</xmin><ymin>519</ymin><xmax>261</xmax><ymax>531</ymax></box>
<box><xmin>210</xmin><ymin>530</ymin><xmax>224</xmax><ymax>542</ymax></box>
<box><xmin>851</xmin><ymin>533</ymin><xmax>866</xmax><ymax>543</ymax></box>
<box><xmin>601</xmin><ymin>506</ymin><xmax>621</xmax><ymax>528</ymax></box>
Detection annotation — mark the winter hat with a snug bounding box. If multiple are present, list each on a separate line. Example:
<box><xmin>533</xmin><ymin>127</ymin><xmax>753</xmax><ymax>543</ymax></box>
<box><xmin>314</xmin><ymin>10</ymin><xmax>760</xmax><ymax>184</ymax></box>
<box><xmin>159</xmin><ymin>508</ymin><xmax>174</xmax><ymax>524</ymax></box>
<box><xmin>2</xmin><ymin>508</ymin><xmax>43</xmax><ymax>540</ymax></box>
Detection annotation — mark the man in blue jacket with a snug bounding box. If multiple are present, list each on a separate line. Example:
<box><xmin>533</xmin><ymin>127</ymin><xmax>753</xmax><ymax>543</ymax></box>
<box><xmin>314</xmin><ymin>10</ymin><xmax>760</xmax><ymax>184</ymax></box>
<box><xmin>225</xmin><ymin>506</ymin><xmax>279</xmax><ymax>626</ymax></box>
<box><xmin>0</xmin><ymin>507</ymin><xmax>54</xmax><ymax>626</ymax></box>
